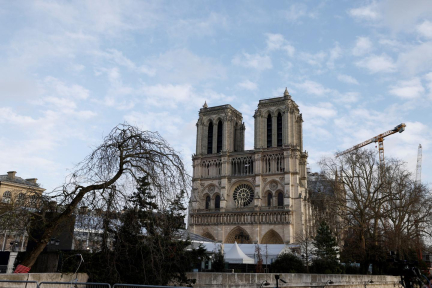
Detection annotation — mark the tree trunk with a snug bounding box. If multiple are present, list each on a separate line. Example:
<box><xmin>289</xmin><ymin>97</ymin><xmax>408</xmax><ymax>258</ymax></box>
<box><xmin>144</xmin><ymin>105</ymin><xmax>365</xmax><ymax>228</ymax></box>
<box><xmin>19</xmin><ymin>170</ymin><xmax>123</xmax><ymax>269</ymax></box>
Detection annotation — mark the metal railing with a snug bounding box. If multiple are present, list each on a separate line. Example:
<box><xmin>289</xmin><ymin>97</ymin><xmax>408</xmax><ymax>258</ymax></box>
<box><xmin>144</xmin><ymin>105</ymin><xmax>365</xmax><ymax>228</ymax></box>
<box><xmin>113</xmin><ymin>285</ymin><xmax>189</xmax><ymax>288</ymax></box>
<box><xmin>0</xmin><ymin>279</ymin><xmax>39</xmax><ymax>288</ymax></box>
<box><xmin>0</xmin><ymin>280</ymin><xmax>194</xmax><ymax>288</ymax></box>
<box><xmin>39</xmin><ymin>282</ymin><xmax>111</xmax><ymax>288</ymax></box>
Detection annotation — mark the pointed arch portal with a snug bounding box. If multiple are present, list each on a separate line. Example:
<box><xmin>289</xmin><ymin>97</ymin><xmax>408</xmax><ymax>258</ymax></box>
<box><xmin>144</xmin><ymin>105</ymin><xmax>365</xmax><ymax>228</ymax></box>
<box><xmin>225</xmin><ymin>226</ymin><xmax>252</xmax><ymax>244</ymax></box>
<box><xmin>261</xmin><ymin>229</ymin><xmax>284</xmax><ymax>244</ymax></box>
<box><xmin>202</xmin><ymin>231</ymin><xmax>216</xmax><ymax>241</ymax></box>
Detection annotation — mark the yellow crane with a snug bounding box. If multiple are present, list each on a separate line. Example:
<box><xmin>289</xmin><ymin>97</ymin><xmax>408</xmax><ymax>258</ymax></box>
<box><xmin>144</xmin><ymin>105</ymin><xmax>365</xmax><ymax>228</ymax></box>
<box><xmin>336</xmin><ymin>123</ymin><xmax>406</xmax><ymax>165</ymax></box>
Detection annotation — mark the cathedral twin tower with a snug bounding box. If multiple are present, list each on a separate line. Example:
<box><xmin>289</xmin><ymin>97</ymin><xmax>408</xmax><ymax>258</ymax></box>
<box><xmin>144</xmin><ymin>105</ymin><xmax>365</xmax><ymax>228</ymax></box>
<box><xmin>188</xmin><ymin>88</ymin><xmax>312</xmax><ymax>245</ymax></box>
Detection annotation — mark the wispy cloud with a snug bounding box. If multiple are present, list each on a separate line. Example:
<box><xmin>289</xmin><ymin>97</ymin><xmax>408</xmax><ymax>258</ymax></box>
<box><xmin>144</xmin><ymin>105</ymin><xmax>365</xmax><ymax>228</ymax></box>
<box><xmin>355</xmin><ymin>54</ymin><xmax>396</xmax><ymax>73</ymax></box>
<box><xmin>389</xmin><ymin>78</ymin><xmax>425</xmax><ymax>99</ymax></box>
<box><xmin>352</xmin><ymin>36</ymin><xmax>373</xmax><ymax>56</ymax></box>
<box><xmin>337</xmin><ymin>74</ymin><xmax>359</xmax><ymax>85</ymax></box>
<box><xmin>237</xmin><ymin>80</ymin><xmax>258</xmax><ymax>91</ymax></box>
<box><xmin>265</xmin><ymin>33</ymin><xmax>295</xmax><ymax>57</ymax></box>
<box><xmin>294</xmin><ymin>80</ymin><xmax>332</xmax><ymax>96</ymax></box>
<box><xmin>348</xmin><ymin>2</ymin><xmax>380</xmax><ymax>21</ymax></box>
<box><xmin>232</xmin><ymin>53</ymin><xmax>272</xmax><ymax>71</ymax></box>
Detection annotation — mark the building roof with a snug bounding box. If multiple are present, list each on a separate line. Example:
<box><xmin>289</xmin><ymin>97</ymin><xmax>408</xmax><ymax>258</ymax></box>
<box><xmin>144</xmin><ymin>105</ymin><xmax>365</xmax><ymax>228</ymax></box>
<box><xmin>178</xmin><ymin>229</ymin><xmax>216</xmax><ymax>242</ymax></box>
<box><xmin>0</xmin><ymin>175</ymin><xmax>41</xmax><ymax>188</ymax></box>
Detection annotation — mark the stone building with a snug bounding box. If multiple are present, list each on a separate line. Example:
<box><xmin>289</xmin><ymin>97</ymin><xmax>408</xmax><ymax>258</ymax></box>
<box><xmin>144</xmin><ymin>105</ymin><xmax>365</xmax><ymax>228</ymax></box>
<box><xmin>0</xmin><ymin>171</ymin><xmax>45</xmax><ymax>251</ymax></box>
<box><xmin>188</xmin><ymin>88</ymin><xmax>313</xmax><ymax>245</ymax></box>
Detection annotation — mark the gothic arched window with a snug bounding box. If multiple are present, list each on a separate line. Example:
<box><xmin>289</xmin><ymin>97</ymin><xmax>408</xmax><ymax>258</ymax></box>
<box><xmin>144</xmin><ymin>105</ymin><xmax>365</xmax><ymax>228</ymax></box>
<box><xmin>267</xmin><ymin>113</ymin><xmax>272</xmax><ymax>148</ymax></box>
<box><xmin>267</xmin><ymin>193</ymin><xmax>272</xmax><ymax>207</ymax></box>
<box><xmin>215</xmin><ymin>195</ymin><xmax>220</xmax><ymax>209</ymax></box>
<box><xmin>2</xmin><ymin>191</ymin><xmax>11</xmax><ymax>203</ymax></box>
<box><xmin>30</xmin><ymin>195</ymin><xmax>38</xmax><ymax>206</ymax></box>
<box><xmin>207</xmin><ymin>122</ymin><xmax>213</xmax><ymax>154</ymax></box>
<box><xmin>205</xmin><ymin>195</ymin><xmax>211</xmax><ymax>209</ymax></box>
<box><xmin>217</xmin><ymin>120</ymin><xmax>223</xmax><ymax>153</ymax></box>
<box><xmin>277</xmin><ymin>192</ymin><xmax>284</xmax><ymax>207</ymax></box>
<box><xmin>17</xmin><ymin>193</ymin><xmax>25</xmax><ymax>204</ymax></box>
<box><xmin>277</xmin><ymin>112</ymin><xmax>282</xmax><ymax>147</ymax></box>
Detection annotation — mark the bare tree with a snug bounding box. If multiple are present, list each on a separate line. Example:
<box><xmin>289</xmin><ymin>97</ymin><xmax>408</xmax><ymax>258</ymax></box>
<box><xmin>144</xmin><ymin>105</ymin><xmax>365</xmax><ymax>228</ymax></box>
<box><xmin>295</xmin><ymin>231</ymin><xmax>314</xmax><ymax>273</ymax></box>
<box><xmin>319</xmin><ymin>149</ymin><xmax>432</xmax><ymax>272</ymax></box>
<box><xmin>19</xmin><ymin>123</ymin><xmax>190</xmax><ymax>270</ymax></box>
<box><xmin>381</xmin><ymin>160</ymin><xmax>432</xmax><ymax>258</ymax></box>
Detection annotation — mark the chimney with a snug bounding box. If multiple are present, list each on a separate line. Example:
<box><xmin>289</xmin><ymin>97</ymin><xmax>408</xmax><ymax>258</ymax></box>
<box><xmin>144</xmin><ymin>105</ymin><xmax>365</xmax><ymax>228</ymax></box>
<box><xmin>26</xmin><ymin>178</ymin><xmax>38</xmax><ymax>185</ymax></box>
<box><xmin>49</xmin><ymin>201</ymin><xmax>57</xmax><ymax>212</ymax></box>
<box><xmin>7</xmin><ymin>171</ymin><xmax>16</xmax><ymax>180</ymax></box>
<box><xmin>79</xmin><ymin>206</ymin><xmax>88</xmax><ymax>214</ymax></box>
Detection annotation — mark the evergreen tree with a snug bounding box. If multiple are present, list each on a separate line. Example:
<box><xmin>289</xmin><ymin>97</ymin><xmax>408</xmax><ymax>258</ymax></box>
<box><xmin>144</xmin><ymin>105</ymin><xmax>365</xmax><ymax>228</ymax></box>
<box><xmin>311</xmin><ymin>221</ymin><xmax>341</xmax><ymax>274</ymax></box>
<box><xmin>112</xmin><ymin>176</ymin><xmax>205</xmax><ymax>285</ymax></box>
<box><xmin>314</xmin><ymin>221</ymin><xmax>338</xmax><ymax>260</ymax></box>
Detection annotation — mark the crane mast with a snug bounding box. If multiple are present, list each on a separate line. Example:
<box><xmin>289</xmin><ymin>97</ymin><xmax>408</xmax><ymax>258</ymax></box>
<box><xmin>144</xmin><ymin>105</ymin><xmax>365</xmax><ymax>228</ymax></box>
<box><xmin>416</xmin><ymin>144</ymin><xmax>422</xmax><ymax>184</ymax></box>
<box><xmin>336</xmin><ymin>123</ymin><xmax>406</xmax><ymax>165</ymax></box>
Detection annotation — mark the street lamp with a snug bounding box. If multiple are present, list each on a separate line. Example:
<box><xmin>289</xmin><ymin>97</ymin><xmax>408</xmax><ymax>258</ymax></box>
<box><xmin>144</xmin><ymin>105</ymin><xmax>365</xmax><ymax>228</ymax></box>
<box><xmin>260</xmin><ymin>280</ymin><xmax>270</xmax><ymax>288</ymax></box>
<box><xmin>275</xmin><ymin>275</ymin><xmax>287</xmax><ymax>288</ymax></box>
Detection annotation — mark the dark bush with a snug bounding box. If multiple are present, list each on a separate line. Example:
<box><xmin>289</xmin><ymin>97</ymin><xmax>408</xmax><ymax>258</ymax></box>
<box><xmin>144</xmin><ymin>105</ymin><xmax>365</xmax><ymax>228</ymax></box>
<box><xmin>310</xmin><ymin>258</ymin><xmax>343</xmax><ymax>274</ymax></box>
<box><xmin>270</xmin><ymin>253</ymin><xmax>305</xmax><ymax>273</ymax></box>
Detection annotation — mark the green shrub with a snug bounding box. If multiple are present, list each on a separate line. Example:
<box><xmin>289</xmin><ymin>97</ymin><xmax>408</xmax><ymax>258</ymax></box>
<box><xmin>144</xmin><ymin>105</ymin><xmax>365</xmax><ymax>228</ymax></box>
<box><xmin>270</xmin><ymin>253</ymin><xmax>305</xmax><ymax>273</ymax></box>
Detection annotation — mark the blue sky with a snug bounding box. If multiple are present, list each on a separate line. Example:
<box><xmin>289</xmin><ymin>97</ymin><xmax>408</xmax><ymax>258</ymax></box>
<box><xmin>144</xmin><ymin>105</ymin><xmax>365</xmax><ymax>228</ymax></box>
<box><xmin>0</xmin><ymin>0</ymin><xmax>431</xmax><ymax>191</ymax></box>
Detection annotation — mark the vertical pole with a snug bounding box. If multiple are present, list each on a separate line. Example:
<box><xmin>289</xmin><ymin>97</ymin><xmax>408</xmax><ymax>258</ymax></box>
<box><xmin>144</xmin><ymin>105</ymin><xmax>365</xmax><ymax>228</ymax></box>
<box><xmin>1</xmin><ymin>232</ymin><xmax>6</xmax><ymax>251</ymax></box>
<box><xmin>378</xmin><ymin>138</ymin><xmax>385</xmax><ymax>166</ymax></box>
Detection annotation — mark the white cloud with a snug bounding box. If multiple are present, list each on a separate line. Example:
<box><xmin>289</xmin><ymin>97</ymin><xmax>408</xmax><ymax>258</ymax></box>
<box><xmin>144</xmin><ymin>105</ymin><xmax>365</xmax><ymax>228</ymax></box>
<box><xmin>355</xmin><ymin>54</ymin><xmax>396</xmax><ymax>73</ymax></box>
<box><xmin>232</xmin><ymin>53</ymin><xmax>272</xmax><ymax>71</ymax></box>
<box><xmin>0</xmin><ymin>108</ymin><xmax>37</xmax><ymax>125</ymax></box>
<box><xmin>149</xmin><ymin>49</ymin><xmax>226</xmax><ymax>83</ymax></box>
<box><xmin>141</xmin><ymin>84</ymin><xmax>197</xmax><ymax>108</ymax></box>
<box><xmin>416</xmin><ymin>20</ymin><xmax>432</xmax><ymax>39</ymax></box>
<box><xmin>294</xmin><ymin>80</ymin><xmax>332</xmax><ymax>96</ymax></box>
<box><xmin>327</xmin><ymin>43</ymin><xmax>342</xmax><ymax>69</ymax></box>
<box><xmin>337</xmin><ymin>74</ymin><xmax>359</xmax><ymax>85</ymax></box>
<box><xmin>397</xmin><ymin>42</ymin><xmax>432</xmax><ymax>75</ymax></box>
<box><xmin>237</xmin><ymin>80</ymin><xmax>258</xmax><ymax>91</ymax></box>
<box><xmin>265</xmin><ymin>33</ymin><xmax>295</xmax><ymax>57</ymax></box>
<box><xmin>348</xmin><ymin>3</ymin><xmax>380</xmax><ymax>21</ymax></box>
<box><xmin>389</xmin><ymin>78</ymin><xmax>425</xmax><ymax>99</ymax></box>
<box><xmin>301</xmin><ymin>102</ymin><xmax>337</xmax><ymax>120</ymax></box>
<box><xmin>299</xmin><ymin>51</ymin><xmax>326</xmax><ymax>67</ymax></box>
<box><xmin>300</xmin><ymin>102</ymin><xmax>337</xmax><ymax>139</ymax></box>
<box><xmin>170</xmin><ymin>12</ymin><xmax>228</xmax><ymax>38</ymax></box>
<box><xmin>43</xmin><ymin>76</ymin><xmax>90</xmax><ymax>100</ymax></box>
<box><xmin>352</xmin><ymin>36</ymin><xmax>373</xmax><ymax>56</ymax></box>
<box><xmin>338</xmin><ymin>92</ymin><xmax>360</xmax><ymax>103</ymax></box>
<box><xmin>139</xmin><ymin>84</ymin><xmax>233</xmax><ymax>109</ymax></box>
<box><xmin>98</xmin><ymin>49</ymin><xmax>155</xmax><ymax>76</ymax></box>
<box><xmin>425</xmin><ymin>72</ymin><xmax>432</xmax><ymax>98</ymax></box>
<box><xmin>382</xmin><ymin>0</ymin><xmax>432</xmax><ymax>32</ymax></box>
<box><xmin>284</xmin><ymin>3</ymin><xmax>308</xmax><ymax>22</ymax></box>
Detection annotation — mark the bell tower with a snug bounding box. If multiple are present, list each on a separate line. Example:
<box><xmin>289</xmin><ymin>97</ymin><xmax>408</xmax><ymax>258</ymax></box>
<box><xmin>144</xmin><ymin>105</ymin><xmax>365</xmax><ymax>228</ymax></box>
<box><xmin>195</xmin><ymin>103</ymin><xmax>245</xmax><ymax>155</ymax></box>
<box><xmin>253</xmin><ymin>88</ymin><xmax>303</xmax><ymax>151</ymax></box>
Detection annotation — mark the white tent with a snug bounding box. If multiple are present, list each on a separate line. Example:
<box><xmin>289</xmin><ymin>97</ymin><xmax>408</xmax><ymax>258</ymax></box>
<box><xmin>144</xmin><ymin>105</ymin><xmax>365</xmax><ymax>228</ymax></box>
<box><xmin>224</xmin><ymin>242</ymin><xmax>255</xmax><ymax>264</ymax></box>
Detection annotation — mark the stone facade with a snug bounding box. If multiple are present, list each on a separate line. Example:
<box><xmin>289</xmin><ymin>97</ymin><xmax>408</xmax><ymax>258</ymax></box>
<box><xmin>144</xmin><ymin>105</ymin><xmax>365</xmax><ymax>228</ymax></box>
<box><xmin>0</xmin><ymin>171</ymin><xmax>45</xmax><ymax>251</ymax></box>
<box><xmin>188</xmin><ymin>89</ymin><xmax>313</xmax><ymax>244</ymax></box>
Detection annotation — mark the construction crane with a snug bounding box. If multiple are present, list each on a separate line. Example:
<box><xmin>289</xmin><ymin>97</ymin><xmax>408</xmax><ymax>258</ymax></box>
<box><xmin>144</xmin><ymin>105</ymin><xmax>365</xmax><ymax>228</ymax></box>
<box><xmin>416</xmin><ymin>144</ymin><xmax>422</xmax><ymax>184</ymax></box>
<box><xmin>336</xmin><ymin>123</ymin><xmax>406</xmax><ymax>165</ymax></box>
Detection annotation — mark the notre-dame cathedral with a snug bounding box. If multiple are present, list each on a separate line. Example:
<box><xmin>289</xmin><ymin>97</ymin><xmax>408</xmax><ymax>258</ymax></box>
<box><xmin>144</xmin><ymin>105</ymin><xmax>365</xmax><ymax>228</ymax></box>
<box><xmin>188</xmin><ymin>88</ymin><xmax>313</xmax><ymax>245</ymax></box>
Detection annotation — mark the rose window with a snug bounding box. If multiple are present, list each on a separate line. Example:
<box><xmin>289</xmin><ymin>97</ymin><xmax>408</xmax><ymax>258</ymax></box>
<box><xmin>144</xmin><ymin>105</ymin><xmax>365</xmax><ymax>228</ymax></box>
<box><xmin>233</xmin><ymin>184</ymin><xmax>254</xmax><ymax>207</ymax></box>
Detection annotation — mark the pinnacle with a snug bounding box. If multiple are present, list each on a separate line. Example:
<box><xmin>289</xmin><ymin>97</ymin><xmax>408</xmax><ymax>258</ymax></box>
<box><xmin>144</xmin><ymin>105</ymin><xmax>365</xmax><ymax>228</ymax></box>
<box><xmin>284</xmin><ymin>87</ymin><xmax>289</xmax><ymax>96</ymax></box>
<box><xmin>203</xmin><ymin>101</ymin><xmax>208</xmax><ymax>108</ymax></box>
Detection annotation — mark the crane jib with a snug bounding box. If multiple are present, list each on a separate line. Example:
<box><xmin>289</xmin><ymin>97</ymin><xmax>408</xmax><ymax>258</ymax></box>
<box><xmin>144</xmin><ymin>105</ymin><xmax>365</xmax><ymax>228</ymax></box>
<box><xmin>336</xmin><ymin>123</ymin><xmax>406</xmax><ymax>158</ymax></box>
